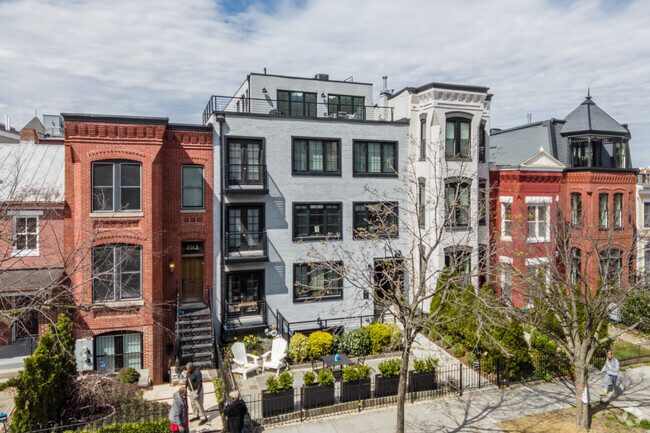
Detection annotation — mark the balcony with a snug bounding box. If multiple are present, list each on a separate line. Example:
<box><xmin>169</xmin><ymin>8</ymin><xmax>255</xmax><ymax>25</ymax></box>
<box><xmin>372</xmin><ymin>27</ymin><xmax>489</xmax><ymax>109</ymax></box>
<box><xmin>223</xmin><ymin>299</ymin><xmax>267</xmax><ymax>332</ymax></box>
<box><xmin>203</xmin><ymin>95</ymin><xmax>395</xmax><ymax>124</ymax></box>
<box><xmin>225</xmin><ymin>163</ymin><xmax>268</xmax><ymax>194</ymax></box>
<box><xmin>225</xmin><ymin>231</ymin><xmax>268</xmax><ymax>263</ymax></box>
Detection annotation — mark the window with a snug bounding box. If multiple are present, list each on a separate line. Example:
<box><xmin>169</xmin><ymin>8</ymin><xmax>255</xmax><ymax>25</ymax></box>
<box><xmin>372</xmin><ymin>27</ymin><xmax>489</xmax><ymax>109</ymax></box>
<box><xmin>570</xmin><ymin>248</ymin><xmax>581</xmax><ymax>286</ymax></box>
<box><xmin>92</xmin><ymin>244</ymin><xmax>142</xmax><ymax>302</ymax></box>
<box><xmin>501</xmin><ymin>198</ymin><xmax>513</xmax><ymax>240</ymax></box>
<box><xmin>614</xmin><ymin>141</ymin><xmax>626</xmax><ymax>168</ymax></box>
<box><xmin>614</xmin><ymin>193</ymin><xmax>623</xmax><ymax>228</ymax></box>
<box><xmin>478</xmin><ymin>122</ymin><xmax>486</xmax><ymax>163</ymax></box>
<box><xmin>294</xmin><ymin>262</ymin><xmax>343</xmax><ymax>301</ymax></box>
<box><xmin>479</xmin><ymin>180</ymin><xmax>487</xmax><ymax>226</ymax></box>
<box><xmin>95</xmin><ymin>332</ymin><xmax>142</xmax><ymax>371</ymax></box>
<box><xmin>527</xmin><ymin>204</ymin><xmax>549</xmax><ymax>242</ymax></box>
<box><xmin>292</xmin><ymin>139</ymin><xmax>339</xmax><ymax>175</ymax></box>
<box><xmin>599</xmin><ymin>249</ymin><xmax>622</xmax><ymax>287</ymax></box>
<box><xmin>92</xmin><ymin>161</ymin><xmax>141</xmax><ymax>212</ymax></box>
<box><xmin>418</xmin><ymin>178</ymin><xmax>426</xmax><ymax>228</ymax></box>
<box><xmin>599</xmin><ymin>193</ymin><xmax>609</xmax><ymax>228</ymax></box>
<box><xmin>13</xmin><ymin>215</ymin><xmax>38</xmax><ymax>255</ymax></box>
<box><xmin>478</xmin><ymin>245</ymin><xmax>487</xmax><ymax>287</ymax></box>
<box><xmin>227</xmin><ymin>206</ymin><xmax>265</xmax><ymax>254</ymax></box>
<box><xmin>444</xmin><ymin>247</ymin><xmax>471</xmax><ymax>283</ymax></box>
<box><xmin>293</xmin><ymin>203</ymin><xmax>341</xmax><ymax>240</ymax></box>
<box><xmin>277</xmin><ymin>90</ymin><xmax>316</xmax><ymax>117</ymax></box>
<box><xmin>526</xmin><ymin>261</ymin><xmax>549</xmax><ymax>290</ymax></box>
<box><xmin>445</xmin><ymin>117</ymin><xmax>471</xmax><ymax>159</ymax></box>
<box><xmin>328</xmin><ymin>95</ymin><xmax>364</xmax><ymax>120</ymax></box>
<box><xmin>645</xmin><ymin>203</ymin><xmax>650</xmax><ymax>228</ymax></box>
<box><xmin>571</xmin><ymin>139</ymin><xmax>602</xmax><ymax>167</ymax></box>
<box><xmin>501</xmin><ymin>260</ymin><xmax>513</xmax><ymax>303</ymax></box>
<box><xmin>353</xmin><ymin>202</ymin><xmax>398</xmax><ymax>239</ymax></box>
<box><xmin>570</xmin><ymin>193</ymin><xmax>582</xmax><ymax>227</ymax></box>
<box><xmin>645</xmin><ymin>247</ymin><xmax>650</xmax><ymax>283</ymax></box>
<box><xmin>227</xmin><ymin>271</ymin><xmax>262</xmax><ymax>305</ymax></box>
<box><xmin>181</xmin><ymin>165</ymin><xmax>204</xmax><ymax>209</ymax></box>
<box><xmin>227</xmin><ymin>139</ymin><xmax>264</xmax><ymax>187</ymax></box>
<box><xmin>353</xmin><ymin>141</ymin><xmax>397</xmax><ymax>176</ymax></box>
<box><xmin>420</xmin><ymin>118</ymin><xmax>426</xmax><ymax>160</ymax></box>
<box><xmin>445</xmin><ymin>180</ymin><xmax>470</xmax><ymax>228</ymax></box>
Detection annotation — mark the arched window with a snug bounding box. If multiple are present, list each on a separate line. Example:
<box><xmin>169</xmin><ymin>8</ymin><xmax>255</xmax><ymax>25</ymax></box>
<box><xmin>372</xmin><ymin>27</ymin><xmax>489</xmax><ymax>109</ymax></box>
<box><xmin>445</xmin><ymin>116</ymin><xmax>472</xmax><ymax>159</ymax></box>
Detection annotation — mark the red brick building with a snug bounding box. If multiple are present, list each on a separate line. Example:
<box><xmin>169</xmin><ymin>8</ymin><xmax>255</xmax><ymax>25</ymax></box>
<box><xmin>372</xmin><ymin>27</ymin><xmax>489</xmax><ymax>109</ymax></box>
<box><xmin>490</xmin><ymin>96</ymin><xmax>637</xmax><ymax>307</ymax></box>
<box><xmin>63</xmin><ymin>114</ymin><xmax>212</xmax><ymax>384</ymax></box>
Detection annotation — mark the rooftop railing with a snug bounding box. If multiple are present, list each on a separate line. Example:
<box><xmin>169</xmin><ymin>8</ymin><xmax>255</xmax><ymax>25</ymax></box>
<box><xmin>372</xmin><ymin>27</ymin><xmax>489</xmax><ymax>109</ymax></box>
<box><xmin>203</xmin><ymin>95</ymin><xmax>394</xmax><ymax>124</ymax></box>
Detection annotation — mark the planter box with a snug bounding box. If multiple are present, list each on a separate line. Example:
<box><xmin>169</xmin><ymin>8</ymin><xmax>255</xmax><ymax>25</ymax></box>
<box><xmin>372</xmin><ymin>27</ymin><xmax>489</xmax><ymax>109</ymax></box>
<box><xmin>375</xmin><ymin>374</ymin><xmax>399</xmax><ymax>397</ymax></box>
<box><xmin>408</xmin><ymin>370</ymin><xmax>437</xmax><ymax>393</ymax></box>
<box><xmin>302</xmin><ymin>384</ymin><xmax>335</xmax><ymax>410</ymax></box>
<box><xmin>340</xmin><ymin>378</ymin><xmax>371</xmax><ymax>402</ymax></box>
<box><xmin>262</xmin><ymin>388</ymin><xmax>295</xmax><ymax>418</ymax></box>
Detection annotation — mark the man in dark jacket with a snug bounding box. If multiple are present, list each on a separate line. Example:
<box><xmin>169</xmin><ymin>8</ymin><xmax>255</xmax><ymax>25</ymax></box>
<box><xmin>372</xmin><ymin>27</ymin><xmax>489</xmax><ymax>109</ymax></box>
<box><xmin>169</xmin><ymin>386</ymin><xmax>189</xmax><ymax>432</ymax></box>
<box><xmin>223</xmin><ymin>391</ymin><xmax>248</xmax><ymax>433</ymax></box>
<box><xmin>184</xmin><ymin>362</ymin><xmax>208</xmax><ymax>424</ymax></box>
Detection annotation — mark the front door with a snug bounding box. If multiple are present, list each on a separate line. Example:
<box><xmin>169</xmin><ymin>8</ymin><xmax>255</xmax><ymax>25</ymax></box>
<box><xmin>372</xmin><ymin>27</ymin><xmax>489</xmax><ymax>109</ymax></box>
<box><xmin>181</xmin><ymin>241</ymin><xmax>204</xmax><ymax>303</ymax></box>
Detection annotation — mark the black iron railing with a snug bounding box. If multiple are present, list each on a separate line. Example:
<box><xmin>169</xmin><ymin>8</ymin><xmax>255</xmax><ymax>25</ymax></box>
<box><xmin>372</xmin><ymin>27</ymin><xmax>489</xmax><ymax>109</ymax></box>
<box><xmin>225</xmin><ymin>231</ymin><xmax>268</xmax><ymax>257</ymax></box>
<box><xmin>225</xmin><ymin>163</ymin><xmax>268</xmax><ymax>189</ymax></box>
<box><xmin>203</xmin><ymin>95</ymin><xmax>395</xmax><ymax>124</ymax></box>
<box><xmin>225</xmin><ymin>299</ymin><xmax>267</xmax><ymax>321</ymax></box>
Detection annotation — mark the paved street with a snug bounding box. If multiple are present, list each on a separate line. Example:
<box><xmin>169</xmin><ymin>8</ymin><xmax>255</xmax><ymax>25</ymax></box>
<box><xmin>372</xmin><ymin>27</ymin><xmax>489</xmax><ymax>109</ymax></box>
<box><xmin>267</xmin><ymin>366</ymin><xmax>650</xmax><ymax>433</ymax></box>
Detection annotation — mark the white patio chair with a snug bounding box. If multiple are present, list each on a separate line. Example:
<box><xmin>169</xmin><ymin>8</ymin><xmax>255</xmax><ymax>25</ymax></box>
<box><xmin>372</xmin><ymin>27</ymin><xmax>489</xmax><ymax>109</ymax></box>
<box><xmin>230</xmin><ymin>341</ymin><xmax>260</xmax><ymax>380</ymax></box>
<box><xmin>261</xmin><ymin>337</ymin><xmax>288</xmax><ymax>376</ymax></box>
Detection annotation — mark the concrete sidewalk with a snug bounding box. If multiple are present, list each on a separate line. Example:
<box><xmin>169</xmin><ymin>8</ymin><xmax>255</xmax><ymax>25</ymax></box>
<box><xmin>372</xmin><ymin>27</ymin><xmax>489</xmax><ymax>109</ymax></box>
<box><xmin>267</xmin><ymin>366</ymin><xmax>650</xmax><ymax>433</ymax></box>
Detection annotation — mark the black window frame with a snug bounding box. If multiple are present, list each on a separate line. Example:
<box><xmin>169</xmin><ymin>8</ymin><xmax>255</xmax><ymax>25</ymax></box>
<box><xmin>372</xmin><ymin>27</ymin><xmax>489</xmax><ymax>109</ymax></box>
<box><xmin>226</xmin><ymin>204</ymin><xmax>265</xmax><ymax>253</ymax></box>
<box><xmin>478</xmin><ymin>179</ymin><xmax>487</xmax><ymax>226</ymax></box>
<box><xmin>291</xmin><ymin>137</ymin><xmax>341</xmax><ymax>176</ymax></box>
<box><xmin>94</xmin><ymin>331</ymin><xmax>143</xmax><ymax>372</ymax></box>
<box><xmin>181</xmin><ymin>165</ymin><xmax>204</xmax><ymax>209</ymax></box>
<box><xmin>92</xmin><ymin>244</ymin><xmax>143</xmax><ymax>303</ymax></box>
<box><xmin>478</xmin><ymin>122</ymin><xmax>487</xmax><ymax>163</ymax></box>
<box><xmin>444</xmin><ymin>179</ymin><xmax>471</xmax><ymax>229</ymax></box>
<box><xmin>571</xmin><ymin>138</ymin><xmax>602</xmax><ymax>168</ymax></box>
<box><xmin>419</xmin><ymin>117</ymin><xmax>427</xmax><ymax>160</ymax></box>
<box><xmin>293</xmin><ymin>262</ymin><xmax>343</xmax><ymax>302</ymax></box>
<box><xmin>418</xmin><ymin>178</ymin><xmax>426</xmax><ymax>228</ymax></box>
<box><xmin>570</xmin><ymin>192</ymin><xmax>582</xmax><ymax>228</ymax></box>
<box><xmin>644</xmin><ymin>202</ymin><xmax>650</xmax><ymax>228</ymax></box>
<box><xmin>91</xmin><ymin>160</ymin><xmax>142</xmax><ymax>213</ymax></box>
<box><xmin>353</xmin><ymin>140</ymin><xmax>398</xmax><ymax>177</ymax></box>
<box><xmin>353</xmin><ymin>202</ymin><xmax>399</xmax><ymax>239</ymax></box>
<box><xmin>327</xmin><ymin>94</ymin><xmax>365</xmax><ymax>120</ymax></box>
<box><xmin>277</xmin><ymin>90</ymin><xmax>317</xmax><ymax>117</ymax></box>
<box><xmin>226</xmin><ymin>270</ymin><xmax>264</xmax><ymax>305</ymax></box>
<box><xmin>445</xmin><ymin>117</ymin><xmax>472</xmax><ymax>160</ymax></box>
<box><xmin>599</xmin><ymin>248</ymin><xmax>623</xmax><ymax>287</ymax></box>
<box><xmin>292</xmin><ymin>202</ymin><xmax>342</xmax><ymax>241</ymax></box>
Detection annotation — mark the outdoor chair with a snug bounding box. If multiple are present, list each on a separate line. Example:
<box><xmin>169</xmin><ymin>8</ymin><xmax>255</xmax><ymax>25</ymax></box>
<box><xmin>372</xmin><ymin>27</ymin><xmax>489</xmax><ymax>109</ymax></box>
<box><xmin>231</xmin><ymin>341</ymin><xmax>260</xmax><ymax>380</ymax></box>
<box><xmin>261</xmin><ymin>336</ymin><xmax>288</xmax><ymax>376</ymax></box>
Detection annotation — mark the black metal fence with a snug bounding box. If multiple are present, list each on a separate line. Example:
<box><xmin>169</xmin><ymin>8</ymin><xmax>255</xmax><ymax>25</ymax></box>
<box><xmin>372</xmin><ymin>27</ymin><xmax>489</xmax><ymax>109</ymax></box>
<box><xmin>592</xmin><ymin>340</ymin><xmax>650</xmax><ymax>368</ymax></box>
<box><xmin>273</xmin><ymin>310</ymin><xmax>396</xmax><ymax>341</ymax></box>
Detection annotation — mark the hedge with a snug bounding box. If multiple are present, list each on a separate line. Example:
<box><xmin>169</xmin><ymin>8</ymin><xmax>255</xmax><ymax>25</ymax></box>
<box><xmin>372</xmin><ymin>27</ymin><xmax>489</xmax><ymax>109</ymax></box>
<box><xmin>64</xmin><ymin>420</ymin><xmax>170</xmax><ymax>433</ymax></box>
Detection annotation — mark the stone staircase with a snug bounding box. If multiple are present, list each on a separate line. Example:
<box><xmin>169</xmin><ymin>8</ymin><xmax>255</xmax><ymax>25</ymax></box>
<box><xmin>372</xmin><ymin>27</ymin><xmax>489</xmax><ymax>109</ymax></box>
<box><xmin>176</xmin><ymin>307</ymin><xmax>215</xmax><ymax>369</ymax></box>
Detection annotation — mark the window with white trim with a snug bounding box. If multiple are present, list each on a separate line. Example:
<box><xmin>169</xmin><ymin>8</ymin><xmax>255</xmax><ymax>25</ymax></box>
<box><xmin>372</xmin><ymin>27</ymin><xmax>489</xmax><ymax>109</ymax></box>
<box><xmin>500</xmin><ymin>258</ymin><xmax>513</xmax><ymax>303</ymax></box>
<box><xmin>644</xmin><ymin>202</ymin><xmax>650</xmax><ymax>228</ymax></box>
<box><xmin>526</xmin><ymin>197</ymin><xmax>551</xmax><ymax>242</ymax></box>
<box><xmin>500</xmin><ymin>197</ymin><xmax>513</xmax><ymax>241</ymax></box>
<box><xmin>12</xmin><ymin>215</ymin><xmax>39</xmax><ymax>256</ymax></box>
<box><xmin>599</xmin><ymin>193</ymin><xmax>609</xmax><ymax>228</ymax></box>
<box><xmin>613</xmin><ymin>193</ymin><xmax>623</xmax><ymax>228</ymax></box>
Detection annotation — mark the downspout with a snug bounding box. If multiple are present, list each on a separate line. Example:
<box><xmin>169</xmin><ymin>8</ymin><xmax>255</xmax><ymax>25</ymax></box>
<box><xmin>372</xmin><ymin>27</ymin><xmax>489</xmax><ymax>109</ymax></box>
<box><xmin>218</xmin><ymin>114</ymin><xmax>226</xmax><ymax>341</ymax></box>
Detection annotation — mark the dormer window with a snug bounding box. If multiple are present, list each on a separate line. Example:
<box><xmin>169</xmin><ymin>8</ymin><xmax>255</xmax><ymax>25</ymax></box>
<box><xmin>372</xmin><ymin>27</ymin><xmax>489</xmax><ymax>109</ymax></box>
<box><xmin>614</xmin><ymin>141</ymin><xmax>627</xmax><ymax>168</ymax></box>
<box><xmin>571</xmin><ymin>138</ymin><xmax>602</xmax><ymax>167</ymax></box>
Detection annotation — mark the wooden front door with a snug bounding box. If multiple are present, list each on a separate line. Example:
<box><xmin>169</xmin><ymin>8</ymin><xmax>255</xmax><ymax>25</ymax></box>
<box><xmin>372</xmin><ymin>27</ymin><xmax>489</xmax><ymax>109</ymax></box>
<box><xmin>182</xmin><ymin>256</ymin><xmax>204</xmax><ymax>303</ymax></box>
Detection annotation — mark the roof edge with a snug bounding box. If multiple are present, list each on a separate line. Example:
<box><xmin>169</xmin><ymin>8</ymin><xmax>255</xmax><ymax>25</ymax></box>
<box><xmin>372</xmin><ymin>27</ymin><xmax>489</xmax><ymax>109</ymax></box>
<box><xmin>61</xmin><ymin>113</ymin><xmax>169</xmax><ymax>125</ymax></box>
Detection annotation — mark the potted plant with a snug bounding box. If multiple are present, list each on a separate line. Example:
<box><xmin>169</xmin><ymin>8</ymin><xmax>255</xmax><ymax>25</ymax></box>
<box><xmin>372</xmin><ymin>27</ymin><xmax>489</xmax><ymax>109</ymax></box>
<box><xmin>302</xmin><ymin>369</ymin><xmax>335</xmax><ymax>409</ymax></box>
<box><xmin>340</xmin><ymin>364</ymin><xmax>371</xmax><ymax>403</ymax></box>
<box><xmin>262</xmin><ymin>372</ymin><xmax>295</xmax><ymax>417</ymax></box>
<box><xmin>375</xmin><ymin>359</ymin><xmax>400</xmax><ymax>397</ymax></box>
<box><xmin>409</xmin><ymin>357</ymin><xmax>438</xmax><ymax>392</ymax></box>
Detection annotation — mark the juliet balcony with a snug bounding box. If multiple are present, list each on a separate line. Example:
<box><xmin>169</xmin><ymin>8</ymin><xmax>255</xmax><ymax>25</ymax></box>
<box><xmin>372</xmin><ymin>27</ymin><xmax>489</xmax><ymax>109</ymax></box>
<box><xmin>224</xmin><ymin>231</ymin><xmax>268</xmax><ymax>263</ymax></box>
<box><xmin>225</xmin><ymin>163</ymin><xmax>268</xmax><ymax>194</ymax></box>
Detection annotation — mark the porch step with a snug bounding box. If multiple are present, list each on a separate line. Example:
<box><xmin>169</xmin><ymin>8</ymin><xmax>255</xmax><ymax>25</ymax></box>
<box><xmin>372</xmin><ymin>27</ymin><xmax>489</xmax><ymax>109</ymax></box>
<box><xmin>178</xmin><ymin>318</ymin><xmax>212</xmax><ymax>327</ymax></box>
<box><xmin>178</xmin><ymin>326</ymin><xmax>212</xmax><ymax>335</ymax></box>
<box><xmin>179</xmin><ymin>335</ymin><xmax>213</xmax><ymax>343</ymax></box>
<box><xmin>182</xmin><ymin>342</ymin><xmax>213</xmax><ymax>351</ymax></box>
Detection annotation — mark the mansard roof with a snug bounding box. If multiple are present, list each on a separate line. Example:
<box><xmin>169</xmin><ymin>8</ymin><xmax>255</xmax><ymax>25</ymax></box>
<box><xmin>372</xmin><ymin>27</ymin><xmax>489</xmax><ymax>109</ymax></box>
<box><xmin>560</xmin><ymin>96</ymin><xmax>629</xmax><ymax>137</ymax></box>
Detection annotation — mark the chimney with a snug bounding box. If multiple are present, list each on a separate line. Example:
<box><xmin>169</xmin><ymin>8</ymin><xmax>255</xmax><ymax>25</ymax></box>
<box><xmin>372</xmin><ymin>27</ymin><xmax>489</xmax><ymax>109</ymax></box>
<box><xmin>380</xmin><ymin>76</ymin><xmax>392</xmax><ymax>96</ymax></box>
<box><xmin>527</xmin><ymin>114</ymin><xmax>532</xmax><ymax>124</ymax></box>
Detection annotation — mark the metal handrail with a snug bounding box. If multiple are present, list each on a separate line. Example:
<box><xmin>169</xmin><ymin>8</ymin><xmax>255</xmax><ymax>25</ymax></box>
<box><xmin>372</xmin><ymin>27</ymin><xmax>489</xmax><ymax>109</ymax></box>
<box><xmin>203</xmin><ymin>95</ymin><xmax>395</xmax><ymax>124</ymax></box>
<box><xmin>225</xmin><ymin>163</ymin><xmax>268</xmax><ymax>189</ymax></box>
<box><xmin>224</xmin><ymin>231</ymin><xmax>268</xmax><ymax>256</ymax></box>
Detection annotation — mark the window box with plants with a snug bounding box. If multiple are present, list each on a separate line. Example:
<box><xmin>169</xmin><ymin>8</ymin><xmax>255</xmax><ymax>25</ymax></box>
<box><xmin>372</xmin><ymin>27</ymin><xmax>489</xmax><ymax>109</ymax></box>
<box><xmin>340</xmin><ymin>364</ymin><xmax>371</xmax><ymax>402</ymax></box>
<box><xmin>408</xmin><ymin>357</ymin><xmax>438</xmax><ymax>392</ymax></box>
<box><xmin>262</xmin><ymin>372</ymin><xmax>295</xmax><ymax>417</ymax></box>
<box><xmin>375</xmin><ymin>359</ymin><xmax>400</xmax><ymax>397</ymax></box>
<box><xmin>302</xmin><ymin>369</ymin><xmax>335</xmax><ymax>409</ymax></box>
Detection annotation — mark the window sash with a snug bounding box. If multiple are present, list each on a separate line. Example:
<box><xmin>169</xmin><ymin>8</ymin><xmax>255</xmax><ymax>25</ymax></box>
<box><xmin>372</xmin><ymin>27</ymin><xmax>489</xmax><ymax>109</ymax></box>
<box><xmin>92</xmin><ymin>162</ymin><xmax>141</xmax><ymax>212</ymax></box>
<box><xmin>420</xmin><ymin>119</ymin><xmax>426</xmax><ymax>159</ymax></box>
<box><xmin>353</xmin><ymin>202</ymin><xmax>399</xmax><ymax>238</ymax></box>
<box><xmin>327</xmin><ymin>95</ymin><xmax>364</xmax><ymax>119</ymax></box>
<box><xmin>182</xmin><ymin>166</ymin><xmax>204</xmax><ymax>208</ymax></box>
<box><xmin>599</xmin><ymin>194</ymin><xmax>609</xmax><ymax>228</ymax></box>
<box><xmin>527</xmin><ymin>205</ymin><xmax>548</xmax><ymax>240</ymax></box>
<box><xmin>445</xmin><ymin>182</ymin><xmax>470</xmax><ymax>227</ymax></box>
<box><xmin>294</xmin><ymin>263</ymin><xmax>343</xmax><ymax>300</ymax></box>
<box><xmin>93</xmin><ymin>245</ymin><xmax>142</xmax><ymax>302</ymax></box>
<box><xmin>353</xmin><ymin>142</ymin><xmax>397</xmax><ymax>175</ymax></box>
<box><xmin>278</xmin><ymin>91</ymin><xmax>316</xmax><ymax>117</ymax></box>
<box><xmin>502</xmin><ymin>203</ymin><xmax>512</xmax><ymax>237</ymax></box>
<box><xmin>14</xmin><ymin>216</ymin><xmax>38</xmax><ymax>251</ymax></box>
<box><xmin>571</xmin><ymin>193</ymin><xmax>582</xmax><ymax>226</ymax></box>
<box><xmin>644</xmin><ymin>203</ymin><xmax>650</xmax><ymax>228</ymax></box>
<box><xmin>292</xmin><ymin>139</ymin><xmax>339</xmax><ymax>174</ymax></box>
<box><xmin>614</xmin><ymin>193</ymin><xmax>623</xmax><ymax>227</ymax></box>
<box><xmin>445</xmin><ymin>119</ymin><xmax>471</xmax><ymax>158</ymax></box>
<box><xmin>293</xmin><ymin>204</ymin><xmax>341</xmax><ymax>239</ymax></box>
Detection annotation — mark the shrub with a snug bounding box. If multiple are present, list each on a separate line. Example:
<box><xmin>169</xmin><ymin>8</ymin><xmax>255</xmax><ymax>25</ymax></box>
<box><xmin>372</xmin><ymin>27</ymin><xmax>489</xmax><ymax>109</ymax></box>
<box><xmin>365</xmin><ymin>323</ymin><xmax>392</xmax><ymax>354</ymax></box>
<box><xmin>385</xmin><ymin>323</ymin><xmax>403</xmax><ymax>348</ymax></box>
<box><xmin>118</xmin><ymin>367</ymin><xmax>140</xmax><ymax>384</ymax></box>
<box><xmin>309</xmin><ymin>331</ymin><xmax>333</xmax><ymax>360</ymax></box>
<box><xmin>303</xmin><ymin>371</ymin><xmax>316</xmax><ymax>386</ymax></box>
<box><xmin>331</xmin><ymin>334</ymin><xmax>344</xmax><ymax>354</ymax></box>
<box><xmin>356</xmin><ymin>364</ymin><xmax>371</xmax><ymax>379</ymax></box>
<box><xmin>213</xmin><ymin>377</ymin><xmax>225</xmax><ymax>404</ymax></box>
<box><xmin>452</xmin><ymin>343</ymin><xmax>465</xmax><ymax>357</ymax></box>
<box><xmin>278</xmin><ymin>372</ymin><xmax>294</xmax><ymax>390</ymax></box>
<box><xmin>64</xmin><ymin>420</ymin><xmax>171</xmax><ymax>433</ymax></box>
<box><xmin>289</xmin><ymin>333</ymin><xmax>311</xmax><ymax>363</ymax></box>
<box><xmin>317</xmin><ymin>369</ymin><xmax>334</xmax><ymax>386</ymax></box>
<box><xmin>265</xmin><ymin>376</ymin><xmax>279</xmax><ymax>393</ymax></box>
<box><xmin>413</xmin><ymin>357</ymin><xmax>438</xmax><ymax>373</ymax></box>
<box><xmin>466</xmin><ymin>352</ymin><xmax>477</xmax><ymax>365</ymax></box>
<box><xmin>377</xmin><ymin>359</ymin><xmax>400</xmax><ymax>378</ymax></box>
<box><xmin>622</xmin><ymin>291</ymin><xmax>650</xmax><ymax>333</ymax></box>
<box><xmin>342</xmin><ymin>365</ymin><xmax>358</xmax><ymax>382</ymax></box>
<box><xmin>339</xmin><ymin>328</ymin><xmax>372</xmax><ymax>357</ymax></box>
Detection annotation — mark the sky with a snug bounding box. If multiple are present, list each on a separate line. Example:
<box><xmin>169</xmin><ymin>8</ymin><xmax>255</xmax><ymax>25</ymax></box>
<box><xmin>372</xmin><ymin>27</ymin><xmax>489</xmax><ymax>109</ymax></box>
<box><xmin>1</xmin><ymin>0</ymin><xmax>649</xmax><ymax>165</ymax></box>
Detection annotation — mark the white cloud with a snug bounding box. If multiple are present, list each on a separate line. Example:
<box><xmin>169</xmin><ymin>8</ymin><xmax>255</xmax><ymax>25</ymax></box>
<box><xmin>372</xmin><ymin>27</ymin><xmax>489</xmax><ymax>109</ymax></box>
<box><xmin>1</xmin><ymin>0</ymin><xmax>649</xmax><ymax>164</ymax></box>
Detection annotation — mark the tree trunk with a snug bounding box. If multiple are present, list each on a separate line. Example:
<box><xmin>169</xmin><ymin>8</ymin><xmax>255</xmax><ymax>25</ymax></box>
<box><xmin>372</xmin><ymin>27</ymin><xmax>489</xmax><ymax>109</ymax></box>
<box><xmin>396</xmin><ymin>342</ymin><xmax>412</xmax><ymax>433</ymax></box>
<box><xmin>574</xmin><ymin>362</ymin><xmax>591</xmax><ymax>430</ymax></box>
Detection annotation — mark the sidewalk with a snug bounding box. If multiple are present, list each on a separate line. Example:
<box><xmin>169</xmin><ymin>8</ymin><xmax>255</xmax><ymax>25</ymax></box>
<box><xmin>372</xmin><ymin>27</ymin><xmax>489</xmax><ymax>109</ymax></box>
<box><xmin>267</xmin><ymin>366</ymin><xmax>650</xmax><ymax>432</ymax></box>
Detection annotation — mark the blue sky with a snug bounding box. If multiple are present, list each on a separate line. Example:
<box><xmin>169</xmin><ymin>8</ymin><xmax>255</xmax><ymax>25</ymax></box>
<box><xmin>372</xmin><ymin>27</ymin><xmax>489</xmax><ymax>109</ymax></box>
<box><xmin>1</xmin><ymin>0</ymin><xmax>649</xmax><ymax>165</ymax></box>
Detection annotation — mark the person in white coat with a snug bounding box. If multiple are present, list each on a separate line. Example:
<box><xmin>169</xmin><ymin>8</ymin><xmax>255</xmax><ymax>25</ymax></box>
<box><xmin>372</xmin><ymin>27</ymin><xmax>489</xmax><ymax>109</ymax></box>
<box><xmin>601</xmin><ymin>349</ymin><xmax>620</xmax><ymax>397</ymax></box>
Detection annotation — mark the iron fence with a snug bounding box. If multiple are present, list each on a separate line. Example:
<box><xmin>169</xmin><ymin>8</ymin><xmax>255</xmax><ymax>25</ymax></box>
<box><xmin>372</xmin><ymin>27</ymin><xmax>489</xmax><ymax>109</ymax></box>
<box><xmin>273</xmin><ymin>310</ymin><xmax>395</xmax><ymax>340</ymax></box>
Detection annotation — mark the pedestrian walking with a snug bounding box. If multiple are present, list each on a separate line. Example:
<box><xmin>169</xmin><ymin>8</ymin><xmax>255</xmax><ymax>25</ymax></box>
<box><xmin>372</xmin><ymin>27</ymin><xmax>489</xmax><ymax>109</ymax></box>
<box><xmin>223</xmin><ymin>391</ymin><xmax>250</xmax><ymax>433</ymax></box>
<box><xmin>169</xmin><ymin>386</ymin><xmax>189</xmax><ymax>433</ymax></box>
<box><xmin>184</xmin><ymin>362</ymin><xmax>208</xmax><ymax>425</ymax></box>
<box><xmin>601</xmin><ymin>349</ymin><xmax>620</xmax><ymax>397</ymax></box>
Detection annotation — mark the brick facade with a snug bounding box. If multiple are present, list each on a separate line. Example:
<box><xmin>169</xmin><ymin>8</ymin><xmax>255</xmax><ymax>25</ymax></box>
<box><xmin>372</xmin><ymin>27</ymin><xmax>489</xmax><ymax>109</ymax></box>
<box><xmin>63</xmin><ymin>115</ymin><xmax>212</xmax><ymax>384</ymax></box>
